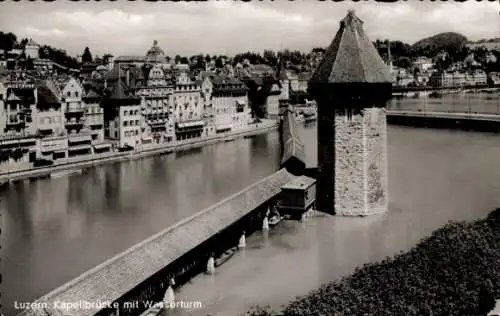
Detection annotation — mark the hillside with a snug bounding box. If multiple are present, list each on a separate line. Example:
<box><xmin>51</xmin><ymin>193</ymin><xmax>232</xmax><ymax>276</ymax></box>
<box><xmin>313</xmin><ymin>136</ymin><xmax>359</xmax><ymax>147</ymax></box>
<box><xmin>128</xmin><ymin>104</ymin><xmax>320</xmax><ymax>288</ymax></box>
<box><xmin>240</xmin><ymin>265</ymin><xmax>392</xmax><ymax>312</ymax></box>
<box><xmin>412</xmin><ymin>32</ymin><xmax>468</xmax><ymax>53</ymax></box>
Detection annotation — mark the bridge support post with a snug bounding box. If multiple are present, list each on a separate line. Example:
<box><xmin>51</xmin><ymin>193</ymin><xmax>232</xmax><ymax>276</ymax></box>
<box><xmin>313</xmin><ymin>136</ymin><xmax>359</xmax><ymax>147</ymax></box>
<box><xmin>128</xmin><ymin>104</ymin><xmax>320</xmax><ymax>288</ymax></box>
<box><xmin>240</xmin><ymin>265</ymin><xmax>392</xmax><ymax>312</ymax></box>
<box><xmin>309</xmin><ymin>10</ymin><xmax>392</xmax><ymax>216</ymax></box>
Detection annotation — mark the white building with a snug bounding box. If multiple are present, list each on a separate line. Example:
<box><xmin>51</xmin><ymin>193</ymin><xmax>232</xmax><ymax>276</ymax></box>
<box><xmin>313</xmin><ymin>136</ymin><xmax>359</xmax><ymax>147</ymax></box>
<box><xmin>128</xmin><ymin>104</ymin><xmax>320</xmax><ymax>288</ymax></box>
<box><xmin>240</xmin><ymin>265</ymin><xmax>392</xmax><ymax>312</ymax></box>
<box><xmin>413</xmin><ymin>57</ymin><xmax>434</xmax><ymax>72</ymax></box>
<box><xmin>173</xmin><ymin>72</ymin><xmax>204</xmax><ymax>141</ymax></box>
<box><xmin>136</xmin><ymin>64</ymin><xmax>175</xmax><ymax>145</ymax></box>
<box><xmin>211</xmin><ymin>76</ymin><xmax>250</xmax><ymax>133</ymax></box>
<box><xmin>25</xmin><ymin>39</ymin><xmax>40</xmax><ymax>60</ymax></box>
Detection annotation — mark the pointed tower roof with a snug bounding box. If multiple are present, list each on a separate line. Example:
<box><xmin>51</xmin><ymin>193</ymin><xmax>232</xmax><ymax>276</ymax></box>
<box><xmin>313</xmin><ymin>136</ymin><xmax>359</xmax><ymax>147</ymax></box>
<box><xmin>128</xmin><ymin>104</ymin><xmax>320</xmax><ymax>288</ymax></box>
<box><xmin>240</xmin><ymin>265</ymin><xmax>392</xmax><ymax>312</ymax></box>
<box><xmin>310</xmin><ymin>10</ymin><xmax>391</xmax><ymax>84</ymax></box>
<box><xmin>276</xmin><ymin>57</ymin><xmax>288</xmax><ymax>81</ymax></box>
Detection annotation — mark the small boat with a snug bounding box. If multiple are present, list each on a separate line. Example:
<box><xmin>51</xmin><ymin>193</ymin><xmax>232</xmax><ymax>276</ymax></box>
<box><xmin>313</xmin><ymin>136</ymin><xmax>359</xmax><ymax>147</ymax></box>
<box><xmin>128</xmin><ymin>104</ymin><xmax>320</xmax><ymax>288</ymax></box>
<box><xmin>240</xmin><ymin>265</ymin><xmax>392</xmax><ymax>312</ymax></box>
<box><xmin>50</xmin><ymin>169</ymin><xmax>82</xmax><ymax>179</ymax></box>
<box><xmin>268</xmin><ymin>214</ymin><xmax>281</xmax><ymax>227</ymax></box>
<box><xmin>215</xmin><ymin>247</ymin><xmax>237</xmax><ymax>267</ymax></box>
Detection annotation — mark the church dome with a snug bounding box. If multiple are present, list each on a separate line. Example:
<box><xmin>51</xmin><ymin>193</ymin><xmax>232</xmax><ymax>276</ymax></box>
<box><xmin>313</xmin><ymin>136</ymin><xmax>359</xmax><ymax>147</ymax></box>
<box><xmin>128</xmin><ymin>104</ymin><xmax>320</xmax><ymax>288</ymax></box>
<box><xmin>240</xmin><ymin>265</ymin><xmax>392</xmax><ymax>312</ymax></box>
<box><xmin>145</xmin><ymin>40</ymin><xmax>167</xmax><ymax>63</ymax></box>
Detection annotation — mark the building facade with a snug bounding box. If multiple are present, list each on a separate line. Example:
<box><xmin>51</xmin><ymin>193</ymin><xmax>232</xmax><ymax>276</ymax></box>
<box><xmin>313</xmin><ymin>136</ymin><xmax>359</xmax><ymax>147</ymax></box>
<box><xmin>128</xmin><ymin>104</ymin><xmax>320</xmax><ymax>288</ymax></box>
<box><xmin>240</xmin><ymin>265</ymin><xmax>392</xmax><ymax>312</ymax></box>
<box><xmin>173</xmin><ymin>72</ymin><xmax>204</xmax><ymax>140</ymax></box>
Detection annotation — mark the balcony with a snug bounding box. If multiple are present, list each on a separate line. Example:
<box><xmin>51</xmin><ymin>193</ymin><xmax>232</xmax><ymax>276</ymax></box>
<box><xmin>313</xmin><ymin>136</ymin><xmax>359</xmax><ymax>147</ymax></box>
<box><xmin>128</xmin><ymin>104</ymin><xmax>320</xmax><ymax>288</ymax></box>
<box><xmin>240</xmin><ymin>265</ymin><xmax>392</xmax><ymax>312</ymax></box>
<box><xmin>65</xmin><ymin>118</ymin><xmax>84</xmax><ymax>128</ymax></box>
<box><xmin>68</xmin><ymin>134</ymin><xmax>92</xmax><ymax>144</ymax></box>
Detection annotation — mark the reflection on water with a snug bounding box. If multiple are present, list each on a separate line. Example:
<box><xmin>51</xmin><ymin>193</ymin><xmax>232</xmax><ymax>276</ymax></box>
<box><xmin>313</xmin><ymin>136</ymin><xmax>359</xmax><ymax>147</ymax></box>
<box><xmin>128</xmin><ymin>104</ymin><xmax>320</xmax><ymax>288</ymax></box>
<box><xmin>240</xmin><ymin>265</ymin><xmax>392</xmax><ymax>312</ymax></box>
<box><xmin>3</xmin><ymin>93</ymin><xmax>500</xmax><ymax>314</ymax></box>
<box><xmin>1</xmin><ymin>134</ymin><xmax>281</xmax><ymax>316</ymax></box>
<box><xmin>389</xmin><ymin>91</ymin><xmax>500</xmax><ymax>113</ymax></box>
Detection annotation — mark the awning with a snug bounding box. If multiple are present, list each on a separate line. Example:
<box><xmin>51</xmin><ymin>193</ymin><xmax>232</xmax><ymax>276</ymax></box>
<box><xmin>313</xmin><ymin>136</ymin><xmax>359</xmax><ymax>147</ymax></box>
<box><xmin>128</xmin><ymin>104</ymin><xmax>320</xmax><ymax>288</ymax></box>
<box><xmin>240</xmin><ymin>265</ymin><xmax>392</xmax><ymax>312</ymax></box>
<box><xmin>177</xmin><ymin>120</ymin><xmax>205</xmax><ymax>129</ymax></box>
<box><xmin>216</xmin><ymin>124</ymin><xmax>232</xmax><ymax>131</ymax></box>
<box><xmin>93</xmin><ymin>143</ymin><xmax>112</xmax><ymax>149</ymax></box>
<box><xmin>236</xmin><ymin>100</ymin><xmax>246</xmax><ymax>106</ymax></box>
<box><xmin>68</xmin><ymin>144</ymin><xmax>92</xmax><ymax>151</ymax></box>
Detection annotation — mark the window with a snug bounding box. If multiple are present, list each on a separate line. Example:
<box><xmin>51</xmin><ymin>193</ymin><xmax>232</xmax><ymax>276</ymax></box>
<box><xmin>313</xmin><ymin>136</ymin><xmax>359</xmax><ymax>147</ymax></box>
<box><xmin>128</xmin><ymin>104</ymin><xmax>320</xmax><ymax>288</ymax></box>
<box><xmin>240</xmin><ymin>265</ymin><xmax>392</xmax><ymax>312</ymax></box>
<box><xmin>124</xmin><ymin>121</ymin><xmax>128</xmax><ymax>126</ymax></box>
<box><xmin>135</xmin><ymin>130</ymin><xmax>139</xmax><ymax>135</ymax></box>
<box><xmin>124</xmin><ymin>110</ymin><xmax>128</xmax><ymax>116</ymax></box>
<box><xmin>75</xmin><ymin>91</ymin><xmax>79</xmax><ymax>98</ymax></box>
<box><xmin>135</xmin><ymin>120</ymin><xmax>139</xmax><ymax>125</ymax></box>
<box><xmin>67</xmin><ymin>91</ymin><xmax>70</xmax><ymax>97</ymax></box>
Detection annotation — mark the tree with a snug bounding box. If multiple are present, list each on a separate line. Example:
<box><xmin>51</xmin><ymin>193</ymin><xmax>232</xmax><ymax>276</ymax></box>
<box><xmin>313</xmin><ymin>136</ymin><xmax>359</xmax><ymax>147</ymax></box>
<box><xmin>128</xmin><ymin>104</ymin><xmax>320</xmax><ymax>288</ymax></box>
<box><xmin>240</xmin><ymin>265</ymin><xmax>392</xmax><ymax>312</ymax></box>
<box><xmin>0</xmin><ymin>32</ymin><xmax>17</xmax><ymax>51</ymax></box>
<box><xmin>82</xmin><ymin>47</ymin><xmax>93</xmax><ymax>63</ymax></box>
<box><xmin>215</xmin><ymin>57</ymin><xmax>223</xmax><ymax>69</ymax></box>
<box><xmin>394</xmin><ymin>56</ymin><xmax>412</xmax><ymax>69</ymax></box>
<box><xmin>263</xmin><ymin>50</ymin><xmax>277</xmax><ymax>67</ymax></box>
<box><xmin>179</xmin><ymin>56</ymin><xmax>188</xmax><ymax>64</ymax></box>
<box><xmin>174</xmin><ymin>55</ymin><xmax>181</xmax><ymax>64</ymax></box>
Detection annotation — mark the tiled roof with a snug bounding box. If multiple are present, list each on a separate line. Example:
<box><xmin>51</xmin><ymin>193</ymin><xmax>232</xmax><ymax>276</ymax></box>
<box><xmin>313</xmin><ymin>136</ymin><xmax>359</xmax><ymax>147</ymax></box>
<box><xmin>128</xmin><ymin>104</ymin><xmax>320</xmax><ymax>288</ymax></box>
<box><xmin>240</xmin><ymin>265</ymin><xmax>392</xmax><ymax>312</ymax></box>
<box><xmin>17</xmin><ymin>169</ymin><xmax>296</xmax><ymax>316</ymax></box>
<box><xmin>37</xmin><ymin>85</ymin><xmax>60</xmax><ymax>106</ymax></box>
<box><xmin>310</xmin><ymin>10</ymin><xmax>391</xmax><ymax>84</ymax></box>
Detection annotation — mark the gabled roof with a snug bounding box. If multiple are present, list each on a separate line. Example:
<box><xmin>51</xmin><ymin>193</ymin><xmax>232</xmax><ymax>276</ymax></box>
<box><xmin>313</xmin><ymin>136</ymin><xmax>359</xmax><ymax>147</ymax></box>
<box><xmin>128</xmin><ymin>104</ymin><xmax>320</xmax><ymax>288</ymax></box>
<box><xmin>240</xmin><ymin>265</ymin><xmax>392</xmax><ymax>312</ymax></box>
<box><xmin>310</xmin><ymin>10</ymin><xmax>391</xmax><ymax>84</ymax></box>
<box><xmin>37</xmin><ymin>85</ymin><xmax>60</xmax><ymax>107</ymax></box>
<box><xmin>6</xmin><ymin>90</ymin><xmax>21</xmax><ymax>101</ymax></box>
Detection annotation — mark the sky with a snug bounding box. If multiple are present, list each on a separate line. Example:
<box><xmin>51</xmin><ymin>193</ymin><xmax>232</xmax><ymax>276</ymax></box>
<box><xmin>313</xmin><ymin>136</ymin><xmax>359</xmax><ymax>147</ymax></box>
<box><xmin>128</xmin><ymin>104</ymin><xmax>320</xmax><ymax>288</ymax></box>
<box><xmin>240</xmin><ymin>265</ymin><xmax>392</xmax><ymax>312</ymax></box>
<box><xmin>0</xmin><ymin>0</ymin><xmax>498</xmax><ymax>58</ymax></box>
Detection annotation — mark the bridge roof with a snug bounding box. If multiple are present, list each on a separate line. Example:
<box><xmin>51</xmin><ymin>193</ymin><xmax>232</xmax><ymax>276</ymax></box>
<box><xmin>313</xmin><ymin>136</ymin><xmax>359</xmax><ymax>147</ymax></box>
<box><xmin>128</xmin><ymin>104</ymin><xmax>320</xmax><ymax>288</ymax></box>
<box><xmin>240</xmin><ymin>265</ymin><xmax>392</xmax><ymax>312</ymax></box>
<box><xmin>18</xmin><ymin>169</ymin><xmax>296</xmax><ymax>316</ymax></box>
<box><xmin>310</xmin><ymin>10</ymin><xmax>391</xmax><ymax>85</ymax></box>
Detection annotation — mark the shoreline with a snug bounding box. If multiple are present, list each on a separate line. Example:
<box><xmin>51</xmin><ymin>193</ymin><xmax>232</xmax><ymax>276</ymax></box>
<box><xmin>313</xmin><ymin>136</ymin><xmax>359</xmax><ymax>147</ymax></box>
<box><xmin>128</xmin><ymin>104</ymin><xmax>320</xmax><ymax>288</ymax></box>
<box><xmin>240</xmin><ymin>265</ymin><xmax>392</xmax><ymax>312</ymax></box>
<box><xmin>0</xmin><ymin>121</ymin><xmax>278</xmax><ymax>184</ymax></box>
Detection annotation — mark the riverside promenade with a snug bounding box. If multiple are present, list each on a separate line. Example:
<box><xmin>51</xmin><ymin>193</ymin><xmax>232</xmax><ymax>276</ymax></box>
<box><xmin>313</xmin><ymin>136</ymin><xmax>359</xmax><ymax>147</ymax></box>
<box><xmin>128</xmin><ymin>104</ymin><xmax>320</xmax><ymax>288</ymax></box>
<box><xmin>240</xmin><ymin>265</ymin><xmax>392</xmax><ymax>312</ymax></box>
<box><xmin>0</xmin><ymin>120</ymin><xmax>278</xmax><ymax>184</ymax></box>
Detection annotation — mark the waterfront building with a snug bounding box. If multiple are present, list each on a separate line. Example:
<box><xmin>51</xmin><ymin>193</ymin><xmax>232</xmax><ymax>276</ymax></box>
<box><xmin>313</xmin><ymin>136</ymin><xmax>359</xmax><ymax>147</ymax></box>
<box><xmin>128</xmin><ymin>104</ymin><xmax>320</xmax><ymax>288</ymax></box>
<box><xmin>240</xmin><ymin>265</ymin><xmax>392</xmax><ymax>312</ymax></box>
<box><xmin>209</xmin><ymin>75</ymin><xmax>250</xmax><ymax>133</ymax></box>
<box><xmin>33</xmin><ymin>84</ymin><xmax>68</xmax><ymax>160</ymax></box>
<box><xmin>200</xmin><ymin>75</ymin><xmax>216</xmax><ymax>136</ymax></box>
<box><xmin>106</xmin><ymin>78</ymin><xmax>142</xmax><ymax>149</ymax></box>
<box><xmin>4</xmin><ymin>87</ymin><xmax>35</xmax><ymax>134</ymax></box>
<box><xmin>25</xmin><ymin>39</ymin><xmax>40</xmax><ymax>60</ymax></box>
<box><xmin>309</xmin><ymin>10</ymin><xmax>391</xmax><ymax>216</ymax></box>
<box><xmin>173</xmin><ymin>71</ymin><xmax>204</xmax><ymax>140</ymax></box>
<box><xmin>266</xmin><ymin>80</ymin><xmax>281</xmax><ymax>119</ymax></box>
<box><xmin>137</xmin><ymin>64</ymin><xmax>175</xmax><ymax>145</ymax></box>
<box><xmin>0</xmin><ymin>134</ymin><xmax>38</xmax><ymax>172</ymax></box>
<box><xmin>60</xmin><ymin>77</ymin><xmax>85</xmax><ymax>135</ymax></box>
<box><xmin>82</xmin><ymin>89</ymin><xmax>107</xmax><ymax>152</ymax></box>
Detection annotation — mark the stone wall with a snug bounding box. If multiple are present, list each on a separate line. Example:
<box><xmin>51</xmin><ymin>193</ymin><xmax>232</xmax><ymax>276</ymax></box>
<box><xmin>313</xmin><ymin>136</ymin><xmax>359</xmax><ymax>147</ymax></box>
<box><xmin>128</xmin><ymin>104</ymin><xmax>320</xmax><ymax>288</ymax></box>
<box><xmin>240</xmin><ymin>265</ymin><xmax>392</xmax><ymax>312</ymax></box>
<box><xmin>333</xmin><ymin>107</ymin><xmax>388</xmax><ymax>216</ymax></box>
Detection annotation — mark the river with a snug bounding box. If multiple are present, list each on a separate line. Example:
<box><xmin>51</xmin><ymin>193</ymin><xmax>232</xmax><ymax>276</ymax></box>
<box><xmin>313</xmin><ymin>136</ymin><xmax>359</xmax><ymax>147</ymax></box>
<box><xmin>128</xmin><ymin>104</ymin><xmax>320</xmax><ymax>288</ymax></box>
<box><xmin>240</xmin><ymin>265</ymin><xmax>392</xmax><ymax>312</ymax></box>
<box><xmin>3</xmin><ymin>92</ymin><xmax>500</xmax><ymax>316</ymax></box>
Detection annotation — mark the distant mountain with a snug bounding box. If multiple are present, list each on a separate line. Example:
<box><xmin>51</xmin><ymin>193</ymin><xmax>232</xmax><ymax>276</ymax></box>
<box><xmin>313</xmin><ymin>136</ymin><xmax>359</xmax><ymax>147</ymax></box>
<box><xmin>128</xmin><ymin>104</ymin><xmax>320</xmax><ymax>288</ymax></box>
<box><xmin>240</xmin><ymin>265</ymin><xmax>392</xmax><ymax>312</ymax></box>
<box><xmin>412</xmin><ymin>32</ymin><xmax>468</xmax><ymax>53</ymax></box>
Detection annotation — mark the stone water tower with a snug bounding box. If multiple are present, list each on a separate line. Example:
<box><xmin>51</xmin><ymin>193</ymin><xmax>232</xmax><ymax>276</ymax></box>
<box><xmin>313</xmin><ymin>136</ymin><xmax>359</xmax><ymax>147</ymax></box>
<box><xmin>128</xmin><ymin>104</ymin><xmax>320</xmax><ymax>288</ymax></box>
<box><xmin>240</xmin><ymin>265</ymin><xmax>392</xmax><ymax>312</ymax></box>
<box><xmin>309</xmin><ymin>10</ymin><xmax>392</xmax><ymax>216</ymax></box>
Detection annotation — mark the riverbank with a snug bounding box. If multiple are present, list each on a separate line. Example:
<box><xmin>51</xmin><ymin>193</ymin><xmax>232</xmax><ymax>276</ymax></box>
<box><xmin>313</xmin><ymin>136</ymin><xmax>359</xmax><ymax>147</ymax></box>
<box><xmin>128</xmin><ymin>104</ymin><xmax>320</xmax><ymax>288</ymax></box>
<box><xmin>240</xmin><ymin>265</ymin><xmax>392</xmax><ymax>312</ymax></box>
<box><xmin>0</xmin><ymin>121</ymin><xmax>278</xmax><ymax>184</ymax></box>
<box><xmin>247</xmin><ymin>209</ymin><xmax>500</xmax><ymax>316</ymax></box>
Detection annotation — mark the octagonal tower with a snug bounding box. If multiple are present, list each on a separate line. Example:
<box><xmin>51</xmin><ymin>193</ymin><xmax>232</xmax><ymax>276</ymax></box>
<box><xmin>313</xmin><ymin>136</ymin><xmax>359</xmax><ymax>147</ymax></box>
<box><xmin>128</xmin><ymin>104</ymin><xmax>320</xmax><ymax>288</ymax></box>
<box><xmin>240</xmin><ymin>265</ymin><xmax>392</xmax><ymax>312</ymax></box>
<box><xmin>309</xmin><ymin>10</ymin><xmax>392</xmax><ymax>216</ymax></box>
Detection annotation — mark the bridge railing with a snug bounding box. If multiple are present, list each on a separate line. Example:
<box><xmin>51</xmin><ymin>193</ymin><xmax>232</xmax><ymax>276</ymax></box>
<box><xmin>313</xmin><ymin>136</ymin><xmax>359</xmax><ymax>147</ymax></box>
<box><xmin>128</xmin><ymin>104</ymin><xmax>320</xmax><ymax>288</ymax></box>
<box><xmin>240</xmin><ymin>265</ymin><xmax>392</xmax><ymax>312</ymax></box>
<box><xmin>388</xmin><ymin>93</ymin><xmax>500</xmax><ymax>116</ymax></box>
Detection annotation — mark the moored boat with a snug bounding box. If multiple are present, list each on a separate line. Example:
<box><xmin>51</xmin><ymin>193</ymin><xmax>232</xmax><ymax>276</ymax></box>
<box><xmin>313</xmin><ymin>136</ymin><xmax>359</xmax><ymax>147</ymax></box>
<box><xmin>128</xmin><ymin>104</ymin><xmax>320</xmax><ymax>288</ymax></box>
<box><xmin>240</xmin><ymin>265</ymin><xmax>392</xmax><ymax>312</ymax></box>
<box><xmin>215</xmin><ymin>247</ymin><xmax>237</xmax><ymax>267</ymax></box>
<box><xmin>50</xmin><ymin>169</ymin><xmax>82</xmax><ymax>179</ymax></box>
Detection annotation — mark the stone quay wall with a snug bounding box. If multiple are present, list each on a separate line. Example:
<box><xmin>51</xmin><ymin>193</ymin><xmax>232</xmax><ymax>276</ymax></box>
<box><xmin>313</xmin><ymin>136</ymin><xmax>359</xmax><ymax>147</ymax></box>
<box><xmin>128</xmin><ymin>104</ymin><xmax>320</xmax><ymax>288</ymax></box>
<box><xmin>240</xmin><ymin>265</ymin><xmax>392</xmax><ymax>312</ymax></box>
<box><xmin>334</xmin><ymin>107</ymin><xmax>388</xmax><ymax>216</ymax></box>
